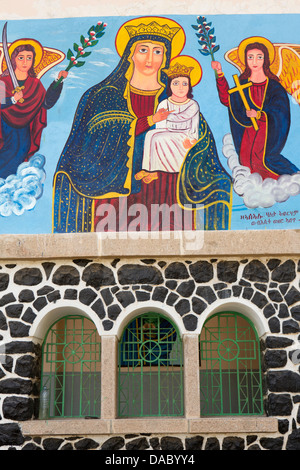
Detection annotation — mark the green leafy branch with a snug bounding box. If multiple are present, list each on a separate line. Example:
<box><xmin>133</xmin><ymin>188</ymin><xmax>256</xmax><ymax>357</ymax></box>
<box><xmin>192</xmin><ymin>16</ymin><xmax>220</xmax><ymax>77</ymax></box>
<box><xmin>54</xmin><ymin>21</ymin><xmax>107</xmax><ymax>88</ymax></box>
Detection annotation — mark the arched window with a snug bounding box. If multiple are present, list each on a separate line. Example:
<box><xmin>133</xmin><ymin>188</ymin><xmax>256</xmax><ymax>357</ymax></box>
<box><xmin>118</xmin><ymin>312</ymin><xmax>183</xmax><ymax>418</ymax></box>
<box><xmin>39</xmin><ymin>315</ymin><xmax>101</xmax><ymax>419</ymax></box>
<box><xmin>199</xmin><ymin>312</ymin><xmax>263</xmax><ymax>416</ymax></box>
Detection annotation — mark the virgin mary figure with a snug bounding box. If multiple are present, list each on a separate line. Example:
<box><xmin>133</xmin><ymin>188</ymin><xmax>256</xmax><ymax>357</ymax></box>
<box><xmin>53</xmin><ymin>16</ymin><xmax>232</xmax><ymax>233</ymax></box>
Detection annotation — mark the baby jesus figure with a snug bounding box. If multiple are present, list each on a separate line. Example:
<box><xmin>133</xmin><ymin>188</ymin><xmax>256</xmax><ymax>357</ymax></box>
<box><xmin>135</xmin><ymin>62</ymin><xmax>199</xmax><ymax>184</ymax></box>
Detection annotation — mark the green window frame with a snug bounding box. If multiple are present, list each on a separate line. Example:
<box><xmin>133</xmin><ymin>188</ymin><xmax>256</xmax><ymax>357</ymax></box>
<box><xmin>200</xmin><ymin>312</ymin><xmax>264</xmax><ymax>416</ymax></box>
<box><xmin>39</xmin><ymin>315</ymin><xmax>101</xmax><ymax>419</ymax></box>
<box><xmin>118</xmin><ymin>312</ymin><xmax>184</xmax><ymax>418</ymax></box>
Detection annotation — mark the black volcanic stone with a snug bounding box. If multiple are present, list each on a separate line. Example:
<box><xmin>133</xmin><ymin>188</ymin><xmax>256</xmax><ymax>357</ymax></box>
<box><xmin>42</xmin><ymin>262</ymin><xmax>56</xmax><ymax>280</ymax></box>
<box><xmin>3</xmin><ymin>396</ymin><xmax>34</xmax><ymax>421</ymax></box>
<box><xmin>0</xmin><ymin>293</ymin><xmax>16</xmax><ymax>306</ymax></box>
<box><xmin>264</xmin><ymin>350</ymin><xmax>287</xmax><ymax>368</ymax></box>
<box><xmin>263</xmin><ymin>303</ymin><xmax>276</xmax><ymax>318</ymax></box>
<box><xmin>222</xmin><ymin>436</ymin><xmax>245</xmax><ymax>450</ymax></box>
<box><xmin>278</xmin><ymin>304</ymin><xmax>289</xmax><ymax>318</ymax></box>
<box><xmin>101</xmin><ymin>437</ymin><xmax>125</xmax><ymax>450</ymax></box>
<box><xmin>182</xmin><ymin>314</ymin><xmax>198</xmax><ymax>331</ymax></box>
<box><xmin>43</xmin><ymin>438</ymin><xmax>64</xmax><ymax>451</ymax></box>
<box><xmin>285</xmin><ymin>286</ymin><xmax>300</xmax><ymax>306</ymax></box>
<box><xmin>265</xmin><ymin>336</ymin><xmax>293</xmax><ymax>348</ymax></box>
<box><xmin>267</xmin><ymin>393</ymin><xmax>293</xmax><ymax>416</ymax></box>
<box><xmin>91</xmin><ymin>299</ymin><xmax>106</xmax><ymax>319</ymax></box>
<box><xmin>47</xmin><ymin>290</ymin><xmax>61</xmax><ymax>303</ymax></box>
<box><xmin>166</xmin><ymin>292</ymin><xmax>179</xmax><ymax>305</ymax></box>
<box><xmin>260</xmin><ymin>437</ymin><xmax>283</xmax><ymax>450</ymax></box>
<box><xmin>5</xmin><ymin>304</ymin><xmax>23</xmax><ymax>318</ymax></box>
<box><xmin>165</xmin><ymin>262</ymin><xmax>189</xmax><ymax>279</ymax></box>
<box><xmin>217</xmin><ymin>261</ymin><xmax>239</xmax><ymax>283</ymax></box>
<box><xmin>291</xmin><ymin>305</ymin><xmax>300</xmax><ymax>321</ymax></box>
<box><xmin>33</xmin><ymin>297</ymin><xmax>47</xmax><ymax>312</ymax></box>
<box><xmin>101</xmin><ymin>288</ymin><xmax>114</xmax><ymax>305</ymax></box>
<box><xmin>52</xmin><ymin>265</ymin><xmax>80</xmax><ymax>286</ymax></box>
<box><xmin>175</xmin><ymin>299</ymin><xmax>190</xmax><ymax>315</ymax></box>
<box><xmin>176</xmin><ymin>280</ymin><xmax>195</xmax><ymax>297</ymax></box>
<box><xmin>267</xmin><ymin>370</ymin><xmax>300</xmax><ymax>393</ymax></box>
<box><xmin>268</xmin><ymin>290</ymin><xmax>283</xmax><ymax>302</ymax></box>
<box><xmin>196</xmin><ymin>286</ymin><xmax>217</xmax><ymax>304</ymax></box>
<box><xmin>287</xmin><ymin>429</ymin><xmax>300</xmax><ymax>450</ymax></box>
<box><xmin>18</xmin><ymin>290</ymin><xmax>35</xmax><ymax>303</ymax></box>
<box><xmin>74</xmin><ymin>438</ymin><xmax>99</xmax><ymax>450</ymax></box>
<box><xmin>126</xmin><ymin>437</ymin><xmax>149</xmax><ymax>450</ymax></box>
<box><xmin>189</xmin><ymin>261</ymin><xmax>213</xmax><ymax>283</ymax></box>
<box><xmin>135</xmin><ymin>291</ymin><xmax>150</xmax><ymax>302</ymax></box>
<box><xmin>205</xmin><ymin>437</ymin><xmax>220</xmax><ymax>450</ymax></box>
<box><xmin>282</xmin><ymin>319</ymin><xmax>300</xmax><ymax>334</ymax></box>
<box><xmin>79</xmin><ymin>288</ymin><xmax>97</xmax><ymax>305</ymax></box>
<box><xmin>0</xmin><ymin>310</ymin><xmax>7</xmax><ymax>330</ymax></box>
<box><xmin>103</xmin><ymin>320</ymin><xmax>113</xmax><ymax>330</ymax></box>
<box><xmin>0</xmin><ymin>424</ymin><xmax>24</xmax><ymax>447</ymax></box>
<box><xmin>64</xmin><ymin>289</ymin><xmax>77</xmax><ymax>300</ymax></box>
<box><xmin>251</xmin><ymin>291</ymin><xmax>268</xmax><ymax>308</ymax></box>
<box><xmin>160</xmin><ymin>436</ymin><xmax>183</xmax><ymax>450</ymax></box>
<box><xmin>107</xmin><ymin>304</ymin><xmax>121</xmax><ymax>320</ymax></box>
<box><xmin>152</xmin><ymin>286</ymin><xmax>168</xmax><ymax>303</ymax></box>
<box><xmin>37</xmin><ymin>286</ymin><xmax>54</xmax><ymax>296</ymax></box>
<box><xmin>271</xmin><ymin>260</ymin><xmax>296</xmax><ymax>283</ymax></box>
<box><xmin>15</xmin><ymin>355</ymin><xmax>37</xmax><ymax>378</ymax></box>
<box><xmin>243</xmin><ymin>260</ymin><xmax>269</xmax><ymax>283</ymax></box>
<box><xmin>0</xmin><ymin>273</ymin><xmax>9</xmax><ymax>291</ymax></box>
<box><xmin>14</xmin><ymin>268</ymin><xmax>43</xmax><ymax>286</ymax></box>
<box><xmin>0</xmin><ymin>378</ymin><xmax>33</xmax><ymax>395</ymax></box>
<box><xmin>268</xmin><ymin>317</ymin><xmax>280</xmax><ymax>333</ymax></box>
<box><xmin>116</xmin><ymin>290</ymin><xmax>136</xmax><ymax>307</ymax></box>
<box><xmin>118</xmin><ymin>264</ymin><xmax>163</xmax><ymax>285</ymax></box>
<box><xmin>9</xmin><ymin>321</ymin><xmax>30</xmax><ymax>338</ymax></box>
<box><xmin>192</xmin><ymin>297</ymin><xmax>207</xmax><ymax>314</ymax></box>
<box><xmin>185</xmin><ymin>436</ymin><xmax>204</xmax><ymax>450</ymax></box>
<box><xmin>82</xmin><ymin>263</ymin><xmax>115</xmax><ymax>288</ymax></box>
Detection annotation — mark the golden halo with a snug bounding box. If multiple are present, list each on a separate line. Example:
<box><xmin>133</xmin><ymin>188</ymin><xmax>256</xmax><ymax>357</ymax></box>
<box><xmin>167</xmin><ymin>55</ymin><xmax>202</xmax><ymax>87</ymax></box>
<box><xmin>238</xmin><ymin>36</ymin><xmax>275</xmax><ymax>65</ymax></box>
<box><xmin>8</xmin><ymin>38</ymin><xmax>44</xmax><ymax>69</ymax></box>
<box><xmin>115</xmin><ymin>16</ymin><xmax>185</xmax><ymax>60</ymax></box>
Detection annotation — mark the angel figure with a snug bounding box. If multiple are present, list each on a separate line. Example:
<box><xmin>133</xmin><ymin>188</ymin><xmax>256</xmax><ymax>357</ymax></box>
<box><xmin>212</xmin><ymin>36</ymin><xmax>300</xmax><ymax>181</ymax></box>
<box><xmin>0</xmin><ymin>32</ymin><xmax>67</xmax><ymax>178</ymax></box>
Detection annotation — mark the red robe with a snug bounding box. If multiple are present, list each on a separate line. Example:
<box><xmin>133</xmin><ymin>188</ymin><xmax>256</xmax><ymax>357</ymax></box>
<box><xmin>0</xmin><ymin>75</ymin><xmax>47</xmax><ymax>159</ymax></box>
<box><xmin>94</xmin><ymin>88</ymin><xmax>192</xmax><ymax>231</ymax></box>
<box><xmin>217</xmin><ymin>74</ymin><xmax>279</xmax><ymax>180</ymax></box>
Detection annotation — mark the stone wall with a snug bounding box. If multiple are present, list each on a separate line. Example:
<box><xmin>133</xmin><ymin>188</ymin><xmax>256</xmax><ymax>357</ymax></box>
<box><xmin>0</xmin><ymin>256</ymin><xmax>299</xmax><ymax>450</ymax></box>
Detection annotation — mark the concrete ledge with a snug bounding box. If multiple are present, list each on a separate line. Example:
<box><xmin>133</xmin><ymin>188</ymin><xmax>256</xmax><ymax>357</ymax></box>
<box><xmin>189</xmin><ymin>417</ymin><xmax>278</xmax><ymax>434</ymax></box>
<box><xmin>0</xmin><ymin>229</ymin><xmax>299</xmax><ymax>259</ymax></box>
<box><xmin>21</xmin><ymin>418</ymin><xmax>111</xmax><ymax>436</ymax></box>
<box><xmin>21</xmin><ymin>416</ymin><xmax>278</xmax><ymax>436</ymax></box>
<box><xmin>112</xmin><ymin>418</ymin><xmax>188</xmax><ymax>434</ymax></box>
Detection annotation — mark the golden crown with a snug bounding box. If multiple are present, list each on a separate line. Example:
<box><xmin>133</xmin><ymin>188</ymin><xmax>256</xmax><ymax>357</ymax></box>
<box><xmin>125</xmin><ymin>21</ymin><xmax>180</xmax><ymax>41</ymax></box>
<box><xmin>163</xmin><ymin>62</ymin><xmax>194</xmax><ymax>78</ymax></box>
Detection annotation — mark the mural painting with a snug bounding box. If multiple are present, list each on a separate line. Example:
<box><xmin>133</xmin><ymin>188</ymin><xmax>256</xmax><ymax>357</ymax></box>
<box><xmin>0</xmin><ymin>14</ymin><xmax>299</xmax><ymax>234</ymax></box>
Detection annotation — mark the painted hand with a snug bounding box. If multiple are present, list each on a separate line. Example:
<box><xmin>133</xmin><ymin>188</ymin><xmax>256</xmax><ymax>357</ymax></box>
<box><xmin>152</xmin><ymin>108</ymin><xmax>174</xmax><ymax>123</ymax></box>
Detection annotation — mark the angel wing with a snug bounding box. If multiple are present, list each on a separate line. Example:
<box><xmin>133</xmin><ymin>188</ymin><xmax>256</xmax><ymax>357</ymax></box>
<box><xmin>225</xmin><ymin>43</ymin><xmax>300</xmax><ymax>104</ymax></box>
<box><xmin>0</xmin><ymin>43</ymin><xmax>65</xmax><ymax>79</ymax></box>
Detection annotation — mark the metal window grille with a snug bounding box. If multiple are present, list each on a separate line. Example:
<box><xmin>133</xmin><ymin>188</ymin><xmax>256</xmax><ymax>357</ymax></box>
<box><xmin>40</xmin><ymin>315</ymin><xmax>101</xmax><ymax>419</ymax></box>
<box><xmin>118</xmin><ymin>313</ymin><xmax>184</xmax><ymax>418</ymax></box>
<box><xmin>200</xmin><ymin>312</ymin><xmax>263</xmax><ymax>416</ymax></box>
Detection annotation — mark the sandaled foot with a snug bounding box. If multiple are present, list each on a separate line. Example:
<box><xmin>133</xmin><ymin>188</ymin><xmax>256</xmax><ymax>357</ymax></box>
<box><xmin>143</xmin><ymin>172</ymin><xmax>158</xmax><ymax>184</ymax></box>
<box><xmin>135</xmin><ymin>170</ymin><xmax>149</xmax><ymax>180</ymax></box>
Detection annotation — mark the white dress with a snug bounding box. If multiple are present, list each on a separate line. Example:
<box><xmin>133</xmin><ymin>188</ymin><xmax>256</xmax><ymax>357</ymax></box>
<box><xmin>142</xmin><ymin>98</ymin><xmax>200</xmax><ymax>173</ymax></box>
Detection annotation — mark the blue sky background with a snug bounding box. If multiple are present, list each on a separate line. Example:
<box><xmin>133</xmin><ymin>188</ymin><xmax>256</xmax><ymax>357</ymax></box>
<box><xmin>1</xmin><ymin>13</ymin><xmax>300</xmax><ymax>233</ymax></box>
